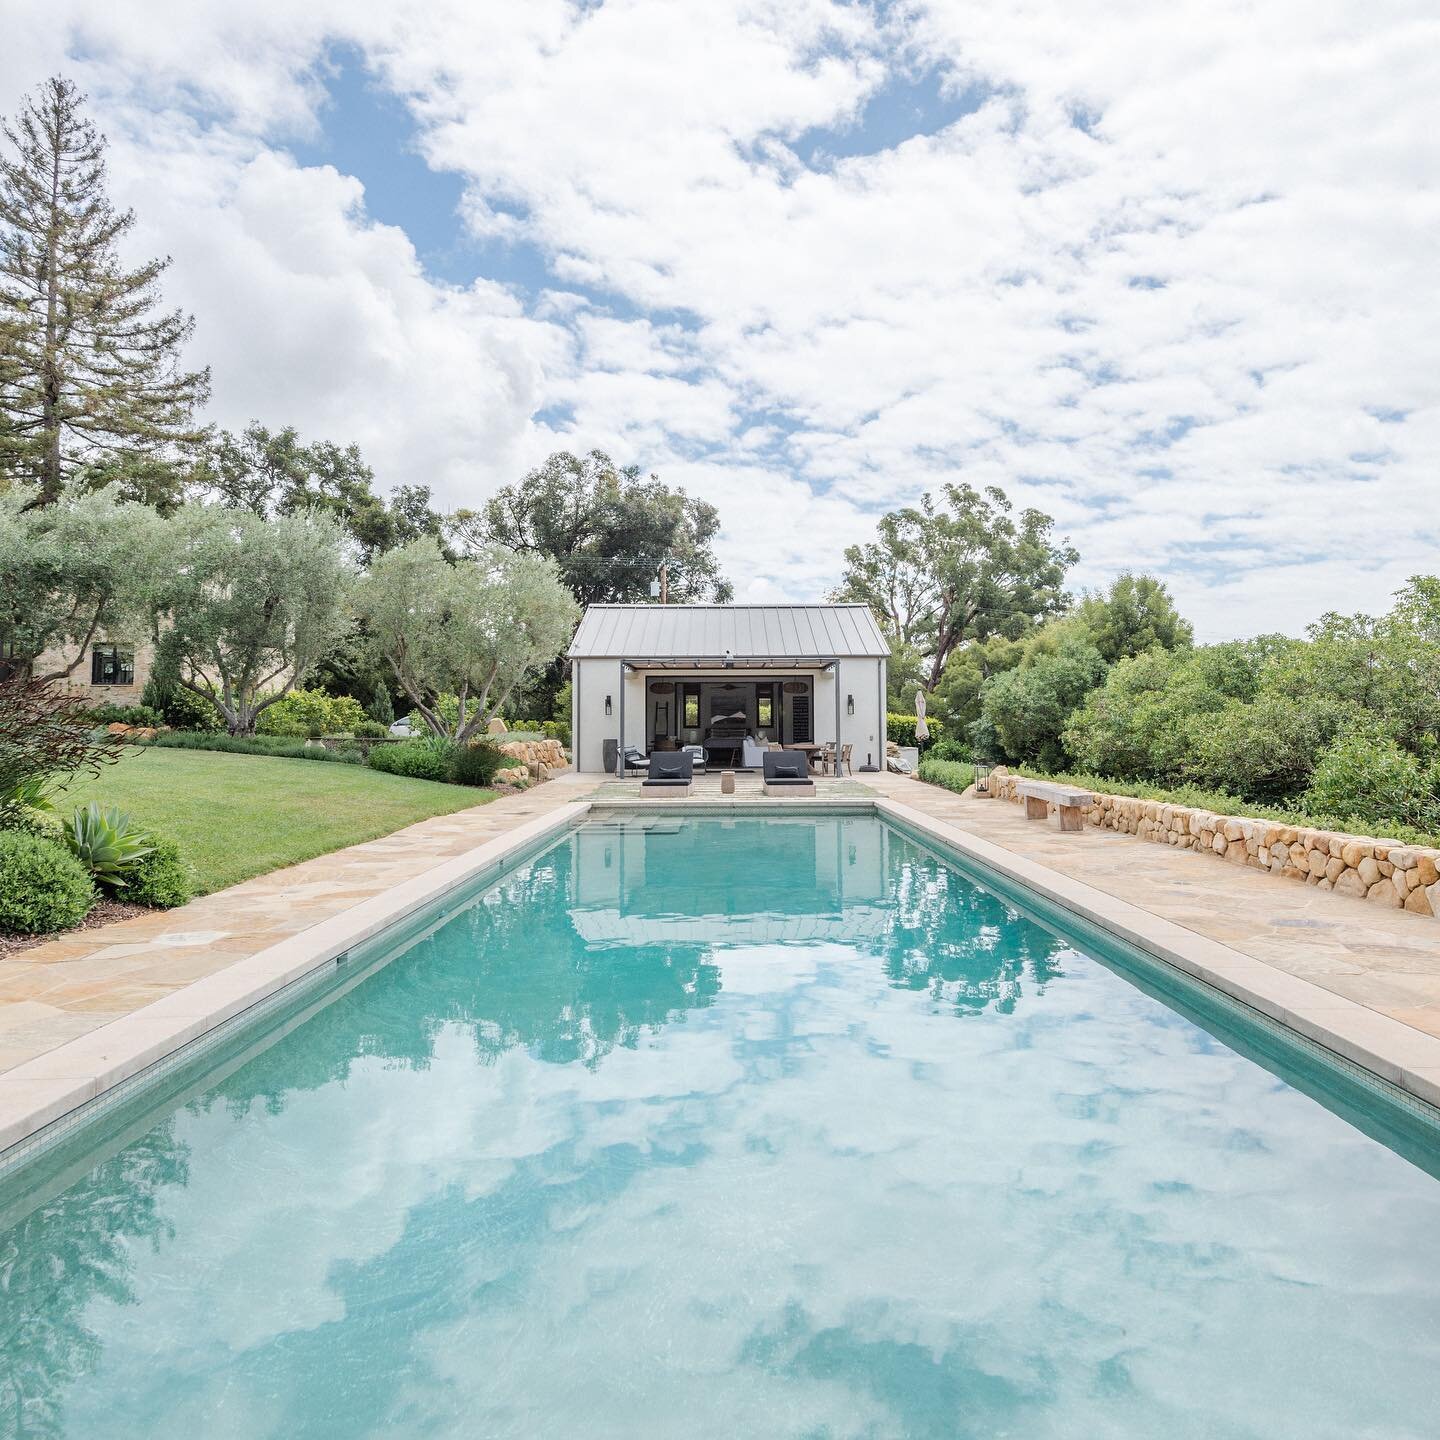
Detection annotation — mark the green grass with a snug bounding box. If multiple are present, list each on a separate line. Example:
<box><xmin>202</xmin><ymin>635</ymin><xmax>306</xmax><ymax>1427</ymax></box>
<box><xmin>56</xmin><ymin>748</ymin><xmax>493</xmax><ymax>895</ymax></box>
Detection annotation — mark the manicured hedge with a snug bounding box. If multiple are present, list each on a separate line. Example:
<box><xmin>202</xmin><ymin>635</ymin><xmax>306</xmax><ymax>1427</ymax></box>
<box><xmin>916</xmin><ymin>758</ymin><xmax>975</xmax><ymax>795</ymax></box>
<box><xmin>887</xmin><ymin>713</ymin><xmax>944</xmax><ymax>751</ymax></box>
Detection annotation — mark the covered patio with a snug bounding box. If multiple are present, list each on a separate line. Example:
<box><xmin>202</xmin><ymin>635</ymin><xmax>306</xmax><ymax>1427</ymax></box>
<box><xmin>567</xmin><ymin>603</ymin><xmax>890</xmax><ymax>775</ymax></box>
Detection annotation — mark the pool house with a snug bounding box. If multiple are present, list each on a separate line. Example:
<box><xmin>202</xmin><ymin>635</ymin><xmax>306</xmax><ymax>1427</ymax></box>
<box><xmin>568</xmin><ymin>603</ymin><xmax>890</xmax><ymax>774</ymax></box>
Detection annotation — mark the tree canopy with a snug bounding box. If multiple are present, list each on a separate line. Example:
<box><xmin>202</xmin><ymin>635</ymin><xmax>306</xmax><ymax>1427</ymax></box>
<box><xmin>0</xmin><ymin>77</ymin><xmax>208</xmax><ymax>501</ymax></box>
<box><xmin>154</xmin><ymin>505</ymin><xmax>353</xmax><ymax>735</ymax></box>
<box><xmin>451</xmin><ymin>450</ymin><xmax>731</xmax><ymax>606</ymax></box>
<box><xmin>202</xmin><ymin>421</ymin><xmax>445</xmax><ymax>562</ymax></box>
<box><xmin>0</xmin><ymin>482</ymin><xmax>169</xmax><ymax>679</ymax></box>
<box><xmin>1074</xmin><ymin>572</ymin><xmax>1193</xmax><ymax>663</ymax></box>
<box><xmin>355</xmin><ymin>537</ymin><xmax>579</xmax><ymax>742</ymax></box>
<box><xmin>833</xmin><ymin>483</ymin><xmax>1077</xmax><ymax>689</ymax></box>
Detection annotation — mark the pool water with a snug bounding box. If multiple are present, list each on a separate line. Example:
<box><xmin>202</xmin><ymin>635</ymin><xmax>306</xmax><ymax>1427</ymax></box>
<box><xmin>2</xmin><ymin>815</ymin><xmax>1439</xmax><ymax>1438</ymax></box>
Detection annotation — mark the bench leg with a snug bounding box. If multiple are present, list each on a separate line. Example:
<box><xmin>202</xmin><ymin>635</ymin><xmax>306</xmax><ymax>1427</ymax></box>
<box><xmin>1024</xmin><ymin>795</ymin><xmax>1049</xmax><ymax>821</ymax></box>
<box><xmin>1055</xmin><ymin>803</ymin><xmax>1084</xmax><ymax>833</ymax></box>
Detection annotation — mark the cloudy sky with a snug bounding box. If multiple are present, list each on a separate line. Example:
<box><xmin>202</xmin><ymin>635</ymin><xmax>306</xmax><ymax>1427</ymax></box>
<box><xmin>4</xmin><ymin>1</ymin><xmax>1436</xmax><ymax>638</ymax></box>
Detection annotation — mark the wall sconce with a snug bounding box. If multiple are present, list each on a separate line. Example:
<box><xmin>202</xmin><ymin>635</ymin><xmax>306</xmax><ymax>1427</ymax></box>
<box><xmin>846</xmin><ymin>694</ymin><xmax>854</xmax><ymax>715</ymax></box>
<box><xmin>604</xmin><ymin>695</ymin><xmax>612</xmax><ymax>716</ymax></box>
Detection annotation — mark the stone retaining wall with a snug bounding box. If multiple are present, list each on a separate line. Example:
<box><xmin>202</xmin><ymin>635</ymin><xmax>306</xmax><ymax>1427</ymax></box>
<box><xmin>494</xmin><ymin>737</ymin><xmax>568</xmax><ymax>787</ymax></box>
<box><xmin>988</xmin><ymin>770</ymin><xmax>1440</xmax><ymax>921</ymax></box>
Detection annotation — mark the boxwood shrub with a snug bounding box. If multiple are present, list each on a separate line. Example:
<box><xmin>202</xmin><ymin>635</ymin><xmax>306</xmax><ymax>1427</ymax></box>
<box><xmin>0</xmin><ymin>833</ymin><xmax>96</xmax><ymax>934</ymax></box>
<box><xmin>125</xmin><ymin>836</ymin><xmax>196</xmax><ymax>909</ymax></box>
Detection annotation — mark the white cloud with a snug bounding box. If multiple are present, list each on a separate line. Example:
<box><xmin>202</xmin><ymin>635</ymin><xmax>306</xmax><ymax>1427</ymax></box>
<box><xmin>2</xmin><ymin>0</ymin><xmax>1436</xmax><ymax>638</ymax></box>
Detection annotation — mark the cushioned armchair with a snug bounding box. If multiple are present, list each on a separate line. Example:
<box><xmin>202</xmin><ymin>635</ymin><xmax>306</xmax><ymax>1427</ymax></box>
<box><xmin>762</xmin><ymin>749</ymin><xmax>815</xmax><ymax>797</ymax></box>
<box><xmin>642</xmin><ymin>751</ymin><xmax>693</xmax><ymax>795</ymax></box>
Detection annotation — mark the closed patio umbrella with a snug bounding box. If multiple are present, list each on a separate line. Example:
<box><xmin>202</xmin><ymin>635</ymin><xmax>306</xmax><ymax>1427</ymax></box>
<box><xmin>915</xmin><ymin>689</ymin><xmax>929</xmax><ymax>743</ymax></box>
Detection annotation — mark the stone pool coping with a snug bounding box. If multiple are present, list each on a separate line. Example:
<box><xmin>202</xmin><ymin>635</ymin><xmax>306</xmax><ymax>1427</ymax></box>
<box><xmin>4</xmin><ymin>790</ymin><xmax>1439</xmax><ymax>1165</ymax></box>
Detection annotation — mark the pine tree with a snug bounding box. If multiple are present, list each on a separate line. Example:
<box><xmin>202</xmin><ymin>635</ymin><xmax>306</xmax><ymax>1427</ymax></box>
<box><xmin>0</xmin><ymin>77</ymin><xmax>209</xmax><ymax>502</ymax></box>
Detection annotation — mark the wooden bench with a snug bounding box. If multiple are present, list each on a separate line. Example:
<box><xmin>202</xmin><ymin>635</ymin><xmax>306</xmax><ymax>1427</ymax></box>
<box><xmin>1015</xmin><ymin>780</ymin><xmax>1094</xmax><ymax>833</ymax></box>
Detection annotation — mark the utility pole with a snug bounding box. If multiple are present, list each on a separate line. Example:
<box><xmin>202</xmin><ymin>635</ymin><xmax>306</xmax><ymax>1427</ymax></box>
<box><xmin>660</xmin><ymin>559</ymin><xmax>669</xmax><ymax>604</ymax></box>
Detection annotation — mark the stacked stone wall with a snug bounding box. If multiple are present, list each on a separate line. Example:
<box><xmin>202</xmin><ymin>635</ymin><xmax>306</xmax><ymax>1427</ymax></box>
<box><xmin>493</xmin><ymin>737</ymin><xmax>568</xmax><ymax>787</ymax></box>
<box><xmin>986</xmin><ymin>770</ymin><xmax>1440</xmax><ymax>921</ymax></box>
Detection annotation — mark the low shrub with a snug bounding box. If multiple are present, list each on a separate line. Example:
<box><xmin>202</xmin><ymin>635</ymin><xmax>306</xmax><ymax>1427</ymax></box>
<box><xmin>354</xmin><ymin>720</ymin><xmax>389</xmax><ymax>739</ymax></box>
<box><xmin>916</xmin><ymin>758</ymin><xmax>975</xmax><ymax>795</ymax></box>
<box><xmin>256</xmin><ymin>689</ymin><xmax>368</xmax><ymax>738</ymax></box>
<box><xmin>925</xmin><ymin>736</ymin><xmax>971</xmax><ymax>763</ymax></box>
<box><xmin>542</xmin><ymin>718</ymin><xmax>571</xmax><ymax>746</ymax></box>
<box><xmin>143</xmin><ymin>732</ymin><xmax>365</xmax><ymax>764</ymax></box>
<box><xmin>65</xmin><ymin>803</ymin><xmax>155</xmax><ymax>890</ymax></box>
<box><xmin>124</xmin><ymin>836</ymin><xmax>195</xmax><ymax>909</ymax></box>
<box><xmin>1000</xmin><ymin>766</ymin><xmax>1440</xmax><ymax>850</ymax></box>
<box><xmin>368</xmin><ymin>737</ymin><xmax>455</xmax><ymax>783</ymax></box>
<box><xmin>141</xmin><ymin>676</ymin><xmax>224</xmax><ymax>732</ymax></box>
<box><xmin>887</xmin><ymin>713</ymin><xmax>944</xmax><ymax>752</ymax></box>
<box><xmin>0</xmin><ymin>833</ymin><xmax>95</xmax><ymax>934</ymax></box>
<box><xmin>0</xmin><ymin>800</ymin><xmax>66</xmax><ymax>844</ymax></box>
<box><xmin>1303</xmin><ymin>732</ymin><xmax>1440</xmax><ymax>836</ymax></box>
<box><xmin>450</xmin><ymin>740</ymin><xmax>504</xmax><ymax>788</ymax></box>
<box><xmin>87</xmin><ymin>703</ymin><xmax>163</xmax><ymax>729</ymax></box>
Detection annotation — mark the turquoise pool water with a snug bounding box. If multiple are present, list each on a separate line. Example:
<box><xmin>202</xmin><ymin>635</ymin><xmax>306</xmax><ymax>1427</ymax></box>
<box><xmin>2</xmin><ymin>814</ymin><xmax>1439</xmax><ymax>1438</ymax></box>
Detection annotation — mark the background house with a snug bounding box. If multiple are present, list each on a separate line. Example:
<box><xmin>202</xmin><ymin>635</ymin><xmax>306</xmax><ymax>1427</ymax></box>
<box><xmin>31</xmin><ymin>636</ymin><xmax>154</xmax><ymax>705</ymax></box>
<box><xmin>568</xmin><ymin>603</ymin><xmax>889</xmax><ymax>774</ymax></box>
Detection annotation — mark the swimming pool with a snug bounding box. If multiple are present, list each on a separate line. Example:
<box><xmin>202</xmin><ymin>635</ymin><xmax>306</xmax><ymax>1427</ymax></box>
<box><xmin>2</xmin><ymin>813</ymin><xmax>1438</xmax><ymax>1437</ymax></box>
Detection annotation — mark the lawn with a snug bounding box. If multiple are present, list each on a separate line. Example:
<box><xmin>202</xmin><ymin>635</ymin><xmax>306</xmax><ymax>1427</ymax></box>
<box><xmin>59</xmin><ymin>748</ymin><xmax>493</xmax><ymax>895</ymax></box>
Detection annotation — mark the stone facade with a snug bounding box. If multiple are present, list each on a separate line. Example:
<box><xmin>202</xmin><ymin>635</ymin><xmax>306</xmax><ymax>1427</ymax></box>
<box><xmin>987</xmin><ymin>769</ymin><xmax>1440</xmax><ymax>923</ymax></box>
<box><xmin>31</xmin><ymin>636</ymin><xmax>155</xmax><ymax>706</ymax></box>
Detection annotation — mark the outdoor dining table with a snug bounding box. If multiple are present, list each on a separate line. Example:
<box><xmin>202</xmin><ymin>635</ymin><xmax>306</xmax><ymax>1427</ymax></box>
<box><xmin>784</xmin><ymin>742</ymin><xmax>826</xmax><ymax>770</ymax></box>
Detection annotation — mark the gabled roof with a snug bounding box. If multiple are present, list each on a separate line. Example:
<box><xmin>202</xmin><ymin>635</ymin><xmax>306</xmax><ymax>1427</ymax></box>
<box><xmin>567</xmin><ymin>604</ymin><xmax>890</xmax><ymax>660</ymax></box>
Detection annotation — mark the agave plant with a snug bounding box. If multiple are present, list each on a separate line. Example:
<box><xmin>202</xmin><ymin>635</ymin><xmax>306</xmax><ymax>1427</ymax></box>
<box><xmin>65</xmin><ymin>803</ymin><xmax>155</xmax><ymax>890</ymax></box>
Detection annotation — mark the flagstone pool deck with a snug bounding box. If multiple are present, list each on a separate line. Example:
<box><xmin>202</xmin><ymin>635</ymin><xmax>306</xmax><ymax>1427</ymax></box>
<box><xmin>3</xmin><ymin>768</ymin><xmax>1440</xmax><ymax>1159</ymax></box>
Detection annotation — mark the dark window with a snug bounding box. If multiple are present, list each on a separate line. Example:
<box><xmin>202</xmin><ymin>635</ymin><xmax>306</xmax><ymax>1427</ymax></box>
<box><xmin>90</xmin><ymin>644</ymin><xmax>135</xmax><ymax>686</ymax></box>
<box><xmin>757</xmin><ymin>684</ymin><xmax>774</xmax><ymax>729</ymax></box>
<box><xmin>790</xmin><ymin>691</ymin><xmax>812</xmax><ymax>743</ymax></box>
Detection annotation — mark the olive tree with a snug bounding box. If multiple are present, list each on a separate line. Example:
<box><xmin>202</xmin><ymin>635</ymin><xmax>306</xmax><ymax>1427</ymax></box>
<box><xmin>356</xmin><ymin>537</ymin><xmax>579</xmax><ymax>742</ymax></box>
<box><xmin>0</xmin><ymin>482</ymin><xmax>170</xmax><ymax>679</ymax></box>
<box><xmin>155</xmin><ymin>505</ymin><xmax>352</xmax><ymax>735</ymax></box>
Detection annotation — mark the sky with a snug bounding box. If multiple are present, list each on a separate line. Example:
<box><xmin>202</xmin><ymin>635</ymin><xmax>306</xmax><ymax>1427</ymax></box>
<box><xmin>3</xmin><ymin>0</ymin><xmax>1436</xmax><ymax>640</ymax></box>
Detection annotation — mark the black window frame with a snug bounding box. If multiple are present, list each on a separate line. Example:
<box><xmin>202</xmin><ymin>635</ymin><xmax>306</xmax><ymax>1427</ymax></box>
<box><xmin>90</xmin><ymin>644</ymin><xmax>135</xmax><ymax>686</ymax></box>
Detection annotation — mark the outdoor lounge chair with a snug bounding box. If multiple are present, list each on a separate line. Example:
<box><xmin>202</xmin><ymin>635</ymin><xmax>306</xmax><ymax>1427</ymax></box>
<box><xmin>621</xmin><ymin>745</ymin><xmax>649</xmax><ymax>775</ymax></box>
<box><xmin>642</xmin><ymin>751</ymin><xmax>693</xmax><ymax>796</ymax></box>
<box><xmin>762</xmin><ymin>749</ymin><xmax>814</xmax><ymax>797</ymax></box>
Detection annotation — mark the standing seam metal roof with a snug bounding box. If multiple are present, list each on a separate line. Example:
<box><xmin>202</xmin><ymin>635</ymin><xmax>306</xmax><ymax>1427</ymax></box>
<box><xmin>567</xmin><ymin>604</ymin><xmax>890</xmax><ymax>659</ymax></box>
